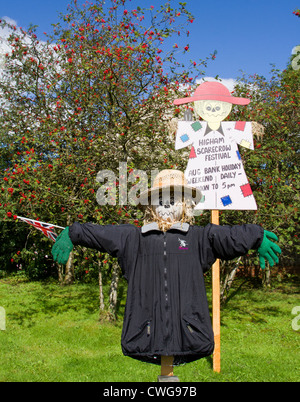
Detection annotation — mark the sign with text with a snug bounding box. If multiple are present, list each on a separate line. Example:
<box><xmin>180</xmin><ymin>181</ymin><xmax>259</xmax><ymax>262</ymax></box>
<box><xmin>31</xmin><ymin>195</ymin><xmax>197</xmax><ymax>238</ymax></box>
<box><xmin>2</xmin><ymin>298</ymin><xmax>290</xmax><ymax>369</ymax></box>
<box><xmin>175</xmin><ymin>120</ymin><xmax>257</xmax><ymax>210</ymax></box>
<box><xmin>174</xmin><ymin>81</ymin><xmax>257</xmax><ymax>211</ymax></box>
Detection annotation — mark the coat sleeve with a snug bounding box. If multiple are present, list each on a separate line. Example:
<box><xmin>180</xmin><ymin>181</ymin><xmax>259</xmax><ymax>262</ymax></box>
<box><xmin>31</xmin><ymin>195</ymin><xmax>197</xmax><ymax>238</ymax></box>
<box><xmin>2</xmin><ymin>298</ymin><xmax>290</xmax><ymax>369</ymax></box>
<box><xmin>68</xmin><ymin>222</ymin><xmax>136</xmax><ymax>259</ymax></box>
<box><xmin>207</xmin><ymin>223</ymin><xmax>264</xmax><ymax>261</ymax></box>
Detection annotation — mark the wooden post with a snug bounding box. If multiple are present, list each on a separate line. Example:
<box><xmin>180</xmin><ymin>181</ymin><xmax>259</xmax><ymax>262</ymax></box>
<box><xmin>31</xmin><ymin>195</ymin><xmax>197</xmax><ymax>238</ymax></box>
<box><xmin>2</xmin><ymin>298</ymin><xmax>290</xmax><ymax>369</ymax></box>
<box><xmin>211</xmin><ymin>210</ymin><xmax>221</xmax><ymax>373</ymax></box>
<box><xmin>158</xmin><ymin>356</ymin><xmax>180</xmax><ymax>382</ymax></box>
<box><xmin>161</xmin><ymin>356</ymin><xmax>174</xmax><ymax>376</ymax></box>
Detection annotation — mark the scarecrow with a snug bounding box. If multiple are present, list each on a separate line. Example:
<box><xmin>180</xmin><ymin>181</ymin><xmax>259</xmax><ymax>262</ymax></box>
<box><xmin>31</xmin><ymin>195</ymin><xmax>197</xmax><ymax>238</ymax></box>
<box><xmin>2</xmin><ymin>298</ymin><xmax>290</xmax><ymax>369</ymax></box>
<box><xmin>174</xmin><ymin>81</ymin><xmax>258</xmax><ymax>211</ymax></box>
<box><xmin>52</xmin><ymin>169</ymin><xmax>281</xmax><ymax>381</ymax></box>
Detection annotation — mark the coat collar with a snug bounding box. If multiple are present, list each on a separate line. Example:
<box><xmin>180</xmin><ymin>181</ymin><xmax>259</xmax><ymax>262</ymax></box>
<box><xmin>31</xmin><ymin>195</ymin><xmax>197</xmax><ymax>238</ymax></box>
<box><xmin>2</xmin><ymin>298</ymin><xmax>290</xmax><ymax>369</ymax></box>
<box><xmin>141</xmin><ymin>222</ymin><xmax>190</xmax><ymax>234</ymax></box>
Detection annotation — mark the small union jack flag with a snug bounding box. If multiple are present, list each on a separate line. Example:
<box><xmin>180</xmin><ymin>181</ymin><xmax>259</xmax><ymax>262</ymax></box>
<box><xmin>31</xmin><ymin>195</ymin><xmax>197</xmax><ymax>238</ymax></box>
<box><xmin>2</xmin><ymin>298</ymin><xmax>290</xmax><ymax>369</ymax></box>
<box><xmin>17</xmin><ymin>216</ymin><xmax>65</xmax><ymax>242</ymax></box>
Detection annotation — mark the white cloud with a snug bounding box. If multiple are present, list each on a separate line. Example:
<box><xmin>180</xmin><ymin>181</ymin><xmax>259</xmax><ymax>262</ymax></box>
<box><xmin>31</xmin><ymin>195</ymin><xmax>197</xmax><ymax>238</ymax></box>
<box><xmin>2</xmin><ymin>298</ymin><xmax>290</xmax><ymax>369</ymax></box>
<box><xmin>0</xmin><ymin>16</ymin><xmax>19</xmax><ymax>42</ymax></box>
<box><xmin>0</xmin><ymin>16</ymin><xmax>48</xmax><ymax>68</ymax></box>
<box><xmin>1</xmin><ymin>16</ymin><xmax>18</xmax><ymax>28</ymax></box>
<box><xmin>0</xmin><ymin>16</ymin><xmax>51</xmax><ymax>106</ymax></box>
<box><xmin>196</xmin><ymin>76</ymin><xmax>237</xmax><ymax>92</ymax></box>
<box><xmin>292</xmin><ymin>45</ymin><xmax>300</xmax><ymax>55</ymax></box>
<box><xmin>0</xmin><ymin>17</ymin><xmax>20</xmax><ymax>63</ymax></box>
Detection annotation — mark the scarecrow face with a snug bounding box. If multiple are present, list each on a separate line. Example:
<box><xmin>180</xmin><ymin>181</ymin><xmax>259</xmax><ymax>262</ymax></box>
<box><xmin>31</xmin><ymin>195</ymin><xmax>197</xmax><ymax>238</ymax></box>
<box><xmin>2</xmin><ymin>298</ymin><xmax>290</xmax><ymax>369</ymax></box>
<box><xmin>152</xmin><ymin>192</ymin><xmax>184</xmax><ymax>222</ymax></box>
<box><xmin>194</xmin><ymin>100</ymin><xmax>232</xmax><ymax>123</ymax></box>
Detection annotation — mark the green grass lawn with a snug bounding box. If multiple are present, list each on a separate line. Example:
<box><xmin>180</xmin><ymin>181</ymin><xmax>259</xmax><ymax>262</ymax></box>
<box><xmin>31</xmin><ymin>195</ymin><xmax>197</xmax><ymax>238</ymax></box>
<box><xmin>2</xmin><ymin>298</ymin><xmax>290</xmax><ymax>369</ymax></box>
<box><xmin>0</xmin><ymin>274</ymin><xmax>299</xmax><ymax>382</ymax></box>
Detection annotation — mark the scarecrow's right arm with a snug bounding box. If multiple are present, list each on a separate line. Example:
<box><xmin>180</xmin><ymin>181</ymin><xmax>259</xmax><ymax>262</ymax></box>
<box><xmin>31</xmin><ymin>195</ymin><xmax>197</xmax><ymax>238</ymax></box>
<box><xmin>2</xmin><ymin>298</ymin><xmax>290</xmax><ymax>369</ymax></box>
<box><xmin>52</xmin><ymin>222</ymin><xmax>133</xmax><ymax>265</ymax></box>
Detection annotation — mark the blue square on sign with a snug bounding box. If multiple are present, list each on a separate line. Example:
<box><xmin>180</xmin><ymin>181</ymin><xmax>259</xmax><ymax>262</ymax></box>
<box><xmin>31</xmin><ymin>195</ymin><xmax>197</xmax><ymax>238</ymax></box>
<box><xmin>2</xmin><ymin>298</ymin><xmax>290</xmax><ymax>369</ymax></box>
<box><xmin>221</xmin><ymin>195</ymin><xmax>232</xmax><ymax>207</ymax></box>
<box><xmin>180</xmin><ymin>134</ymin><xmax>189</xmax><ymax>143</ymax></box>
<box><xmin>236</xmin><ymin>150</ymin><xmax>241</xmax><ymax>160</ymax></box>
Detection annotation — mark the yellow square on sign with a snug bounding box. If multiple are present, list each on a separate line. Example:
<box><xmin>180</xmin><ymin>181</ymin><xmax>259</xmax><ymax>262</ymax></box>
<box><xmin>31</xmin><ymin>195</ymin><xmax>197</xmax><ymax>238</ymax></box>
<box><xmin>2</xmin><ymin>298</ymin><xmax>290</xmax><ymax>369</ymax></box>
<box><xmin>239</xmin><ymin>139</ymin><xmax>251</xmax><ymax>149</ymax></box>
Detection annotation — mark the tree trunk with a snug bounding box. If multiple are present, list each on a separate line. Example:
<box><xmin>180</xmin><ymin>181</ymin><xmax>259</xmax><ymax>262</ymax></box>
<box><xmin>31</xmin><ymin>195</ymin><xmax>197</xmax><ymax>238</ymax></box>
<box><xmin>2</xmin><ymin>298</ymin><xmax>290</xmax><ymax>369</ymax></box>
<box><xmin>108</xmin><ymin>261</ymin><xmax>120</xmax><ymax>321</ymax></box>
<box><xmin>57</xmin><ymin>251</ymin><xmax>74</xmax><ymax>285</ymax></box>
<box><xmin>262</xmin><ymin>264</ymin><xmax>271</xmax><ymax>288</ymax></box>
<box><xmin>221</xmin><ymin>257</ymin><xmax>241</xmax><ymax>303</ymax></box>
<box><xmin>57</xmin><ymin>264</ymin><xmax>64</xmax><ymax>283</ymax></box>
<box><xmin>98</xmin><ymin>254</ymin><xmax>105</xmax><ymax>312</ymax></box>
<box><xmin>64</xmin><ymin>250</ymin><xmax>75</xmax><ymax>284</ymax></box>
<box><xmin>58</xmin><ymin>214</ymin><xmax>74</xmax><ymax>285</ymax></box>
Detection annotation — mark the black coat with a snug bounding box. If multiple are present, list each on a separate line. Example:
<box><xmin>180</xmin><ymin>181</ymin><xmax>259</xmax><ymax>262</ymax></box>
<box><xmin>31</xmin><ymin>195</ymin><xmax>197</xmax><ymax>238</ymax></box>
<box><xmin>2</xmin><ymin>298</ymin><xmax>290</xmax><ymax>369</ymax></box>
<box><xmin>69</xmin><ymin>221</ymin><xmax>263</xmax><ymax>365</ymax></box>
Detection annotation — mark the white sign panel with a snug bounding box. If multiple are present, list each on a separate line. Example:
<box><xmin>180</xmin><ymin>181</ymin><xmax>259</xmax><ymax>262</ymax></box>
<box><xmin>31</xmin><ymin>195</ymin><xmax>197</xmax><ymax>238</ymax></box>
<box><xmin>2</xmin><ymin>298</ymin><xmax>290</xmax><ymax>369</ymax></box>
<box><xmin>173</xmin><ymin>81</ymin><xmax>257</xmax><ymax>211</ymax></box>
<box><xmin>175</xmin><ymin>120</ymin><xmax>257</xmax><ymax>210</ymax></box>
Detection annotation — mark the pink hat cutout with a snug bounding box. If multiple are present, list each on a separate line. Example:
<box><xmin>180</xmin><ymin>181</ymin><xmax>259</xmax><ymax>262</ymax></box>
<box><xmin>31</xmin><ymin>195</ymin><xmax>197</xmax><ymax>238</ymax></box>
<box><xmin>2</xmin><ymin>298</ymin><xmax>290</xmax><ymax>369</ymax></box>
<box><xmin>173</xmin><ymin>81</ymin><xmax>250</xmax><ymax>106</ymax></box>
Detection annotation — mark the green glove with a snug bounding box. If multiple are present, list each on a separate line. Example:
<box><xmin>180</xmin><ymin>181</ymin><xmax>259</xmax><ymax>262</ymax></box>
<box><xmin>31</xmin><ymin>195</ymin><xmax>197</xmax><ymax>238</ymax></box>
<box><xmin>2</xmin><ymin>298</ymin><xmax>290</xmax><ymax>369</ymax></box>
<box><xmin>52</xmin><ymin>227</ymin><xmax>74</xmax><ymax>265</ymax></box>
<box><xmin>258</xmin><ymin>230</ymin><xmax>282</xmax><ymax>269</ymax></box>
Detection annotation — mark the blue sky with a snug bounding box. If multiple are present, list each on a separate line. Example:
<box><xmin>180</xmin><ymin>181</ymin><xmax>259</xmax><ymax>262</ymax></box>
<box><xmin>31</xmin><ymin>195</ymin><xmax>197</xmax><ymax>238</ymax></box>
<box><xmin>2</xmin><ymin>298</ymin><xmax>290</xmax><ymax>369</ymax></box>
<box><xmin>1</xmin><ymin>0</ymin><xmax>299</xmax><ymax>83</ymax></box>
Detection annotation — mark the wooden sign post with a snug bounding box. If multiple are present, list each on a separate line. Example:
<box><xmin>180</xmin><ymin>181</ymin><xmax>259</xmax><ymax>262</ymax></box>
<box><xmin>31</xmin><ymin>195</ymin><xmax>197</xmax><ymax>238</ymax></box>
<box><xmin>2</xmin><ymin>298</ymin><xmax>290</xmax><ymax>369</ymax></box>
<box><xmin>211</xmin><ymin>210</ymin><xmax>221</xmax><ymax>373</ymax></box>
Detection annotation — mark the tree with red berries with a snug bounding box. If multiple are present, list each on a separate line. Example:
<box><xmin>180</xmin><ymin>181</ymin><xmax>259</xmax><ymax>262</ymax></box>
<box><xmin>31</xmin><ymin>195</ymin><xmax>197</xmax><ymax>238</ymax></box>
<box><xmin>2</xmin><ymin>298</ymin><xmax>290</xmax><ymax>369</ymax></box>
<box><xmin>0</xmin><ymin>0</ymin><xmax>214</xmax><ymax>302</ymax></box>
<box><xmin>293</xmin><ymin>8</ymin><xmax>300</xmax><ymax>17</ymax></box>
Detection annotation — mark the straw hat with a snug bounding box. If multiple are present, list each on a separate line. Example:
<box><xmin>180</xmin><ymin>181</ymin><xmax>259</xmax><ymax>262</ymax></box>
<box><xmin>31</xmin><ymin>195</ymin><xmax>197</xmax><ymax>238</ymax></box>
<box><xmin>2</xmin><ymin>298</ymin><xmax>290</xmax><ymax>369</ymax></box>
<box><xmin>138</xmin><ymin>169</ymin><xmax>202</xmax><ymax>206</ymax></box>
<box><xmin>173</xmin><ymin>81</ymin><xmax>250</xmax><ymax>106</ymax></box>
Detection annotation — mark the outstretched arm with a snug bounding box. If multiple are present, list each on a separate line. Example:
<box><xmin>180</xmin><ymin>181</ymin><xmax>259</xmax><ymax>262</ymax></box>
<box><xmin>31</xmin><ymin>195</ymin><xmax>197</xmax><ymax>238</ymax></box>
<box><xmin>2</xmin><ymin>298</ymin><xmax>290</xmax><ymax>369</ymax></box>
<box><xmin>52</xmin><ymin>222</ymin><xmax>138</xmax><ymax>280</ymax></box>
<box><xmin>208</xmin><ymin>224</ymin><xmax>281</xmax><ymax>269</ymax></box>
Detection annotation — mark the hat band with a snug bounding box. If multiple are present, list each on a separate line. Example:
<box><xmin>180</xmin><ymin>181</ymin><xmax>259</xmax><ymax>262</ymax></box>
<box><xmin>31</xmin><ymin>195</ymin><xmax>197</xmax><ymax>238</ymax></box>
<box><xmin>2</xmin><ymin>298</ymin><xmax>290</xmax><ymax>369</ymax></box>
<box><xmin>155</xmin><ymin>172</ymin><xmax>187</xmax><ymax>189</ymax></box>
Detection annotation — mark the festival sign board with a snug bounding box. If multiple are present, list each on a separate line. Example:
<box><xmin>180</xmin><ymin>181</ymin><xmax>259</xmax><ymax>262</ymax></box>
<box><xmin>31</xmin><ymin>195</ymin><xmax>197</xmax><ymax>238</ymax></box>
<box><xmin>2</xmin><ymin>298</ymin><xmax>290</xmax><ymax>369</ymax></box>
<box><xmin>174</xmin><ymin>81</ymin><xmax>257</xmax><ymax>211</ymax></box>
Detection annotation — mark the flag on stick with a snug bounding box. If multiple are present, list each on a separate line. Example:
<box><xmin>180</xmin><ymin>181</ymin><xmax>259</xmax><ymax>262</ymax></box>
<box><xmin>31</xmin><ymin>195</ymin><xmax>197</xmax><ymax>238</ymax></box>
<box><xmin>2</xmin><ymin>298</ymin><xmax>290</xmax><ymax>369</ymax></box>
<box><xmin>16</xmin><ymin>216</ymin><xmax>65</xmax><ymax>242</ymax></box>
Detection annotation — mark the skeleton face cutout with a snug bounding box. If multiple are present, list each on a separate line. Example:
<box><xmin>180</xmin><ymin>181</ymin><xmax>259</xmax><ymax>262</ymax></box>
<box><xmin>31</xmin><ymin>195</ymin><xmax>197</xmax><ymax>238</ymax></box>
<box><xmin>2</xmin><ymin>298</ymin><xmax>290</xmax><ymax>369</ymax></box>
<box><xmin>194</xmin><ymin>100</ymin><xmax>232</xmax><ymax>123</ymax></box>
<box><xmin>152</xmin><ymin>192</ymin><xmax>184</xmax><ymax>222</ymax></box>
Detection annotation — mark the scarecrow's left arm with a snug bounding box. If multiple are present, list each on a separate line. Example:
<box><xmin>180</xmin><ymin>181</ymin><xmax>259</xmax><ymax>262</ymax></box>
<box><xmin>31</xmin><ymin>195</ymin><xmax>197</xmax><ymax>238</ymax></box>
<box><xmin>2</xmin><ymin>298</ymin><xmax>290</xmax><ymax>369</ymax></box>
<box><xmin>208</xmin><ymin>224</ymin><xmax>281</xmax><ymax>269</ymax></box>
<box><xmin>229</xmin><ymin>121</ymin><xmax>265</xmax><ymax>151</ymax></box>
<box><xmin>230</xmin><ymin>121</ymin><xmax>254</xmax><ymax>150</ymax></box>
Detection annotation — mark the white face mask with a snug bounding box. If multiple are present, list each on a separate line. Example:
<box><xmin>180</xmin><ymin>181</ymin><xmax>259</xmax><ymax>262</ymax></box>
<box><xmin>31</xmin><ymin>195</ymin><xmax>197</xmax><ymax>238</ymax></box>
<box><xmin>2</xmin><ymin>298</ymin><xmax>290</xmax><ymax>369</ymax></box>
<box><xmin>194</xmin><ymin>100</ymin><xmax>232</xmax><ymax>123</ymax></box>
<box><xmin>152</xmin><ymin>193</ymin><xmax>184</xmax><ymax>222</ymax></box>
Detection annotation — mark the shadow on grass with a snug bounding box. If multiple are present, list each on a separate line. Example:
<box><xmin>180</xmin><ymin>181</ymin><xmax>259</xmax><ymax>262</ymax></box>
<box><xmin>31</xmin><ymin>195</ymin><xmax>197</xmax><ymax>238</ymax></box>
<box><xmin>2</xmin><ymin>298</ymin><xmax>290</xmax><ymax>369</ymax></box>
<box><xmin>6</xmin><ymin>277</ymin><xmax>128</xmax><ymax>328</ymax></box>
<box><xmin>7</xmin><ymin>281</ymin><xmax>100</xmax><ymax>327</ymax></box>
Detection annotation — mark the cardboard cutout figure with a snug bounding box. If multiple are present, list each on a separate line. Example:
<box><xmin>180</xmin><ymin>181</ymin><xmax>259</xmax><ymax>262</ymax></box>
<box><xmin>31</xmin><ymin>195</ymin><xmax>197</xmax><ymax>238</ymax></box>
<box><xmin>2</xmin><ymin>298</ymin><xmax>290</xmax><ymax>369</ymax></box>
<box><xmin>174</xmin><ymin>81</ymin><xmax>257</xmax><ymax>211</ymax></box>
<box><xmin>52</xmin><ymin>169</ymin><xmax>281</xmax><ymax>381</ymax></box>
